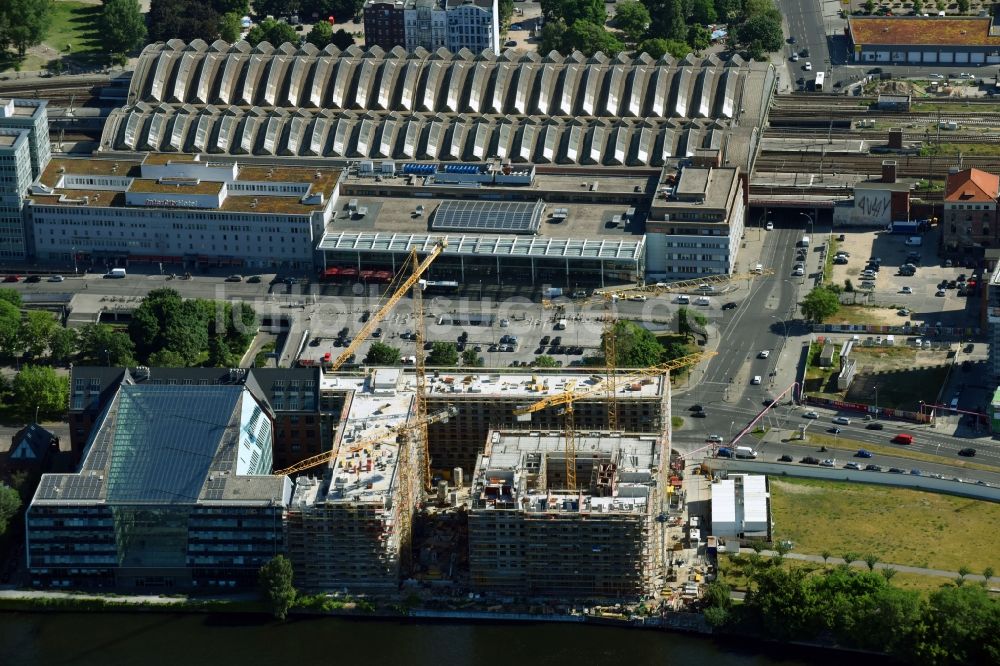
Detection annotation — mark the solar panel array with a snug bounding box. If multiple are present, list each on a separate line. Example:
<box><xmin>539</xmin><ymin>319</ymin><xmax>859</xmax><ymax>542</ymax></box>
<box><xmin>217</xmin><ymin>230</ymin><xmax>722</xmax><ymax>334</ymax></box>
<box><xmin>431</xmin><ymin>200</ymin><xmax>544</xmax><ymax>235</ymax></box>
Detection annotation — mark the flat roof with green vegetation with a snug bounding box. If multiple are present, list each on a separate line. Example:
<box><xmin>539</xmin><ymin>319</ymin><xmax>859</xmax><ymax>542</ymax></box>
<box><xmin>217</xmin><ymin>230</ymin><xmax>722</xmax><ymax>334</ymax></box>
<box><xmin>769</xmin><ymin>477</ymin><xmax>1000</xmax><ymax>572</ymax></box>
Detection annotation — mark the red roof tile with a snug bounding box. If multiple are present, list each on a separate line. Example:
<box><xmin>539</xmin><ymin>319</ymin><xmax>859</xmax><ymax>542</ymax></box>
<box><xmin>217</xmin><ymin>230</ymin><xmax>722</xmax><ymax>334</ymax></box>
<box><xmin>945</xmin><ymin>168</ymin><xmax>1000</xmax><ymax>202</ymax></box>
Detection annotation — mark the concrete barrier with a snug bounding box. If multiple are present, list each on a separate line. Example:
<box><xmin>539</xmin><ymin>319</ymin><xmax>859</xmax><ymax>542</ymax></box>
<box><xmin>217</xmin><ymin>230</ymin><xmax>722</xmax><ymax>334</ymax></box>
<box><xmin>707</xmin><ymin>459</ymin><xmax>1000</xmax><ymax>503</ymax></box>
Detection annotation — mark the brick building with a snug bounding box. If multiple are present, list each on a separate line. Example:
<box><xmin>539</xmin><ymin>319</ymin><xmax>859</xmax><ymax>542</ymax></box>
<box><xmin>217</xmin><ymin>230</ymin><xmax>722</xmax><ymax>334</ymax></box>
<box><xmin>942</xmin><ymin>168</ymin><xmax>1000</xmax><ymax>258</ymax></box>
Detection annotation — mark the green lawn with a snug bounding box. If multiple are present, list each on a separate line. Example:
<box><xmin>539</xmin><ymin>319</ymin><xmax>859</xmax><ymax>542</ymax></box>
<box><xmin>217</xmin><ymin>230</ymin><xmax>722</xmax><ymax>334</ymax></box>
<box><xmin>1</xmin><ymin>0</ymin><xmax>102</xmax><ymax>72</ymax></box>
<box><xmin>769</xmin><ymin>477</ymin><xmax>1000</xmax><ymax>573</ymax></box>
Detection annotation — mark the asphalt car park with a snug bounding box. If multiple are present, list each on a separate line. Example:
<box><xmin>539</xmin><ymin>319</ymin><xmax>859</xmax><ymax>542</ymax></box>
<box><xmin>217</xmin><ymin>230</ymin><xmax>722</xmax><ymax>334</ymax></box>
<box><xmin>828</xmin><ymin>227</ymin><xmax>980</xmax><ymax>329</ymax></box>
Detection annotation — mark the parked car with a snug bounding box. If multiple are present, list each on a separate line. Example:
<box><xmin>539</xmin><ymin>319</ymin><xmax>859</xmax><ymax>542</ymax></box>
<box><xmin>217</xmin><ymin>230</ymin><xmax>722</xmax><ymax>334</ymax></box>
<box><xmin>247</xmin><ymin>275</ymin><xmax>262</xmax><ymax>283</ymax></box>
<box><xmin>48</xmin><ymin>275</ymin><xmax>65</xmax><ymax>282</ymax></box>
<box><xmin>844</xmin><ymin>462</ymin><xmax>861</xmax><ymax>470</ymax></box>
<box><xmin>888</xmin><ymin>467</ymin><xmax>905</xmax><ymax>474</ymax></box>
<box><xmin>26</xmin><ymin>275</ymin><xmax>41</xmax><ymax>283</ymax></box>
<box><xmin>3</xmin><ymin>275</ymin><xmax>20</xmax><ymax>282</ymax></box>
<box><xmin>706</xmin><ymin>435</ymin><xmax>724</xmax><ymax>443</ymax></box>
<box><xmin>722</xmin><ymin>302</ymin><xmax>738</xmax><ymax>310</ymax></box>
<box><xmin>820</xmin><ymin>459</ymin><xmax>836</xmax><ymax>467</ymax></box>
<box><xmin>766</xmin><ymin>222</ymin><xmax>774</xmax><ymax>230</ymax></box>
<box><xmin>865</xmin><ymin>464</ymin><xmax>883</xmax><ymax>472</ymax></box>
<box><xmin>778</xmin><ymin>454</ymin><xmax>793</xmax><ymax>462</ymax></box>
<box><xmin>800</xmin><ymin>456</ymin><xmax>820</xmax><ymax>465</ymax></box>
<box><xmin>225</xmin><ymin>274</ymin><xmax>243</xmax><ymax>282</ymax></box>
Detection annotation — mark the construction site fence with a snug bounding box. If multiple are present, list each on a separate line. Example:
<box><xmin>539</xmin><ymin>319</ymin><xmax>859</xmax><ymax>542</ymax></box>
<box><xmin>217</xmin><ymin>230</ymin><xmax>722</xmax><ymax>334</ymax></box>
<box><xmin>811</xmin><ymin>323</ymin><xmax>981</xmax><ymax>339</ymax></box>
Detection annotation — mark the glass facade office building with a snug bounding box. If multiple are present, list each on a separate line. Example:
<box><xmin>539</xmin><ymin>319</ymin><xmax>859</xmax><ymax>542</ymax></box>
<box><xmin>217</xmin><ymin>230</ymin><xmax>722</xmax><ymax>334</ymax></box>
<box><xmin>27</xmin><ymin>384</ymin><xmax>291</xmax><ymax>590</ymax></box>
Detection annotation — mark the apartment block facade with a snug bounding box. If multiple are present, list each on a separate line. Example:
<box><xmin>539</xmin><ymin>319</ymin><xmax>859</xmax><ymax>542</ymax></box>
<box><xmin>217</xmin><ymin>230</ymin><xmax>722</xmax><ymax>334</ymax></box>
<box><xmin>364</xmin><ymin>0</ymin><xmax>499</xmax><ymax>55</ymax></box>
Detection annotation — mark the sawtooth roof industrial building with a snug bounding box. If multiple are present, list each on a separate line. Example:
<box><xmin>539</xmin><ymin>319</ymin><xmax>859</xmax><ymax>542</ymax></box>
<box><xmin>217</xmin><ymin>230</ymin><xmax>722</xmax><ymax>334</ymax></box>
<box><xmin>100</xmin><ymin>39</ymin><xmax>775</xmax><ymax>170</ymax></box>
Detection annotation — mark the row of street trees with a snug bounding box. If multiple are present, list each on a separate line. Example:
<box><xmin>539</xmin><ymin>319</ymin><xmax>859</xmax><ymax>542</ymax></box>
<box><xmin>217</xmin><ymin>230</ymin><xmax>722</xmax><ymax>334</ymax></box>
<box><xmin>1</xmin><ymin>287</ymin><xmax>257</xmax><ymax>369</ymax></box>
<box><xmin>706</xmin><ymin>555</ymin><xmax>1000</xmax><ymax>665</ymax></box>
<box><xmin>148</xmin><ymin>0</ymin><xmax>363</xmax><ymax>46</ymax></box>
<box><xmin>538</xmin><ymin>0</ymin><xmax>781</xmax><ymax>60</ymax></box>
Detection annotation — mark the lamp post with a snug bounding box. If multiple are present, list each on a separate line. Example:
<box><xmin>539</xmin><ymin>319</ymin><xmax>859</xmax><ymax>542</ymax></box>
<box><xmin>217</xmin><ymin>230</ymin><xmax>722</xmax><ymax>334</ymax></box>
<box><xmin>800</xmin><ymin>212</ymin><xmax>814</xmax><ymax>239</ymax></box>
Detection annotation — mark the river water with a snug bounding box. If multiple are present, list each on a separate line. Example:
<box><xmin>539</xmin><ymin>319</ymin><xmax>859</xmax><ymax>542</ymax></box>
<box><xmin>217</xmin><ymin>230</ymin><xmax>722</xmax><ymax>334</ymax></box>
<box><xmin>0</xmin><ymin>611</ymin><xmax>877</xmax><ymax>666</ymax></box>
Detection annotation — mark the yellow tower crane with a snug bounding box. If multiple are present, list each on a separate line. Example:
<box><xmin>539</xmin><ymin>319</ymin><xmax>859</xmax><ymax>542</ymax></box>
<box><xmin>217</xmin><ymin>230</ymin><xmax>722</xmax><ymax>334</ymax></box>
<box><xmin>327</xmin><ymin>240</ymin><xmax>448</xmax><ymax>372</ymax></box>
<box><xmin>546</xmin><ymin>270</ymin><xmax>771</xmax><ymax>430</ymax></box>
<box><xmin>513</xmin><ymin>351</ymin><xmax>717</xmax><ymax>491</ymax></box>
<box><xmin>272</xmin><ymin>406</ymin><xmax>457</xmax><ymax>476</ymax></box>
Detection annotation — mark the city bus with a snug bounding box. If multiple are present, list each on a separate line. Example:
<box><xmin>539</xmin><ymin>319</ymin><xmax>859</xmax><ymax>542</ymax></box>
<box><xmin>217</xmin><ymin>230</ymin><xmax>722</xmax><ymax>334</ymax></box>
<box><xmin>814</xmin><ymin>71</ymin><xmax>825</xmax><ymax>91</ymax></box>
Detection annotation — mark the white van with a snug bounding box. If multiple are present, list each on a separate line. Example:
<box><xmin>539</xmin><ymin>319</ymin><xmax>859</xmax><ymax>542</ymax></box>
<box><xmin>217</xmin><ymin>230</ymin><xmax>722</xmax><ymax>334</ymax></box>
<box><xmin>800</xmin><ymin>235</ymin><xmax>811</xmax><ymax>247</ymax></box>
<box><xmin>735</xmin><ymin>446</ymin><xmax>758</xmax><ymax>459</ymax></box>
<box><xmin>105</xmin><ymin>267</ymin><xmax>127</xmax><ymax>279</ymax></box>
<box><xmin>555</xmin><ymin>318</ymin><xmax>567</xmax><ymax>330</ymax></box>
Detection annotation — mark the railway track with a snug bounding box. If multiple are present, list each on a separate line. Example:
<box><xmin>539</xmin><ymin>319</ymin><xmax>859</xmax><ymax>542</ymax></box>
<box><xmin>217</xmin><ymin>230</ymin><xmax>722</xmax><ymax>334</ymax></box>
<box><xmin>756</xmin><ymin>152</ymin><xmax>1000</xmax><ymax>177</ymax></box>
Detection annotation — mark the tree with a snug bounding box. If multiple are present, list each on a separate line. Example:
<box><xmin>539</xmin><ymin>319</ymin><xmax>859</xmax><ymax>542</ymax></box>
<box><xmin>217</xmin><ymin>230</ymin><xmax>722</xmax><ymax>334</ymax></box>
<box><xmin>957</xmin><ymin>0</ymin><xmax>969</xmax><ymax>13</ymax></box>
<box><xmin>864</xmin><ymin>553</ymin><xmax>879</xmax><ymax>572</ymax></box>
<box><xmin>258</xmin><ymin>555</ymin><xmax>297</xmax><ymax>621</ymax></box>
<box><xmin>956</xmin><ymin>565</ymin><xmax>972</xmax><ymax>587</ymax></box>
<box><xmin>935</xmin><ymin>0</ymin><xmax>945</xmax><ymax>10</ymax></box>
<box><xmin>499</xmin><ymin>0</ymin><xmax>514</xmax><ymax>32</ymax></box>
<box><xmin>22</xmin><ymin>311</ymin><xmax>57</xmax><ymax>359</ymax></box>
<box><xmin>12</xmin><ymin>365</ymin><xmax>68</xmax><ymax>420</ymax></box>
<box><xmin>820</xmin><ymin>549</ymin><xmax>832</xmax><ymax>565</ymax></box>
<box><xmin>533</xmin><ymin>354</ymin><xmax>559</xmax><ymax>368</ymax></box>
<box><xmin>983</xmin><ymin>567</ymin><xmax>995</xmax><ymax>584</ymax></box>
<box><xmin>246</xmin><ymin>17</ymin><xmax>300</xmax><ymax>45</ymax></box>
<box><xmin>0</xmin><ymin>287</ymin><xmax>21</xmax><ymax>308</ymax></box>
<box><xmin>306</xmin><ymin>19</ymin><xmax>334</xmax><ymax>46</ymax></box>
<box><xmin>655</xmin><ymin>0</ymin><xmax>686</xmax><ymax>42</ymax></box>
<box><xmin>714</xmin><ymin>0</ymin><xmax>742</xmax><ymax>20</ymax></box>
<box><xmin>0</xmin><ymin>485</ymin><xmax>21</xmax><ymax>536</ymax></box>
<box><xmin>906</xmin><ymin>584</ymin><xmax>1000</xmax><ymax>665</ymax></box>
<box><xmin>48</xmin><ymin>327</ymin><xmax>78</xmax><ymax>365</ymax></box>
<box><xmin>45</xmin><ymin>58</ymin><xmax>64</xmax><ymax>76</ymax></box>
<box><xmin>330</xmin><ymin>28</ymin><xmax>354</xmax><ymax>49</ymax></box>
<box><xmin>801</xmin><ymin>286</ymin><xmax>840</xmax><ymax>323</ymax></box>
<box><xmin>540</xmin><ymin>0</ymin><xmax>605</xmax><ymax>27</ymax></box>
<box><xmin>540</xmin><ymin>20</ymin><xmax>568</xmax><ymax>53</ymax></box>
<box><xmin>912</xmin><ymin>0</ymin><xmax>923</xmax><ymax>13</ymax></box>
<box><xmin>864</xmin><ymin>0</ymin><xmax>874</xmax><ymax>13</ymax></box>
<box><xmin>563</xmin><ymin>20</ymin><xmax>624</xmax><ymax>56</ymax></box>
<box><xmin>0</xmin><ymin>299</ymin><xmax>21</xmax><ymax>358</ymax></box>
<box><xmin>603</xmin><ymin>320</ymin><xmax>664</xmax><ymax>367</ymax></box>
<box><xmin>841</xmin><ymin>551</ymin><xmax>860</xmax><ymax>567</ymax></box>
<box><xmin>690</xmin><ymin>0</ymin><xmax>717</xmax><ymax>23</ymax></box>
<box><xmin>734</xmin><ymin>10</ymin><xmax>783</xmax><ymax>59</ymax></box>
<box><xmin>0</xmin><ymin>0</ymin><xmax>51</xmax><ymax>58</ymax></box>
<box><xmin>78</xmin><ymin>324</ymin><xmax>136</xmax><ymax>366</ymax></box>
<box><xmin>148</xmin><ymin>349</ymin><xmax>188</xmax><ymax>367</ymax></box>
<box><xmin>300</xmin><ymin>0</ymin><xmax>366</xmax><ymax>23</ymax></box>
<box><xmin>461</xmin><ymin>348</ymin><xmax>484</xmax><ymax>367</ymax></box>
<box><xmin>364</xmin><ymin>341</ymin><xmax>401</xmax><ymax>365</ymax></box>
<box><xmin>638</xmin><ymin>37</ymin><xmax>688</xmax><ymax>58</ymax></box>
<box><xmin>219</xmin><ymin>11</ymin><xmax>244</xmax><ymax>42</ymax></box>
<box><xmin>253</xmin><ymin>0</ymin><xmax>297</xmax><ymax>17</ymax></box>
<box><xmin>687</xmin><ymin>24</ymin><xmax>711</xmax><ymax>52</ymax></box>
<box><xmin>427</xmin><ymin>341</ymin><xmax>459</xmax><ymax>366</ymax></box>
<box><xmin>100</xmin><ymin>0</ymin><xmax>147</xmax><ymax>61</ymax></box>
<box><xmin>212</xmin><ymin>0</ymin><xmax>249</xmax><ymax>14</ymax></box>
<box><xmin>880</xmin><ymin>567</ymin><xmax>898</xmax><ymax>582</ymax></box>
<box><xmin>148</xmin><ymin>0</ymin><xmax>221</xmax><ymax>42</ymax></box>
<box><xmin>615</xmin><ymin>0</ymin><xmax>650</xmax><ymax>42</ymax></box>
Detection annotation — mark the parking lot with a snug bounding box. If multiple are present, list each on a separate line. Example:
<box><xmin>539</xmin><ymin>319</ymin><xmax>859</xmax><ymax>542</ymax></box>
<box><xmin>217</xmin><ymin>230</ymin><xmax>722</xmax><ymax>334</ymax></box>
<box><xmin>827</xmin><ymin>227</ymin><xmax>981</xmax><ymax>329</ymax></box>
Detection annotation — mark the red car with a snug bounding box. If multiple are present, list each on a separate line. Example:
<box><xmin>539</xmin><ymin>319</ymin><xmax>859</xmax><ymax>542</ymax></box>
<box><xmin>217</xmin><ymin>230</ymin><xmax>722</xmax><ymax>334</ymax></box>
<box><xmin>3</xmin><ymin>275</ymin><xmax>20</xmax><ymax>282</ymax></box>
<box><xmin>892</xmin><ymin>433</ymin><xmax>914</xmax><ymax>445</ymax></box>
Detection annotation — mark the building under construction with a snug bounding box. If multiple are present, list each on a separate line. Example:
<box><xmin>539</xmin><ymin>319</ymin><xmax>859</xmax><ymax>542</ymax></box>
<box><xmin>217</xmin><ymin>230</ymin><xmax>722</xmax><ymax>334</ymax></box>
<box><xmin>467</xmin><ymin>431</ymin><xmax>667</xmax><ymax>599</ymax></box>
<box><xmin>286</xmin><ymin>368</ymin><xmax>668</xmax><ymax>594</ymax></box>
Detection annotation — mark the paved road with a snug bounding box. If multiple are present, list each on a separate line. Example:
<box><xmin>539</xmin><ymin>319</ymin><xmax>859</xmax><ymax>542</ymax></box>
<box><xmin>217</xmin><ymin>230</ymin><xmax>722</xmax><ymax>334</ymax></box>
<box><xmin>739</xmin><ymin>548</ymin><xmax>995</xmax><ymax>582</ymax></box>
